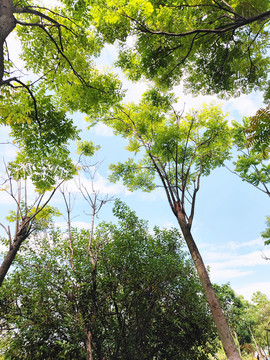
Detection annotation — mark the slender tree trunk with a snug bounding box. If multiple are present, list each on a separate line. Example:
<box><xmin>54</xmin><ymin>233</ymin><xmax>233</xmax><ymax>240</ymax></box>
<box><xmin>85</xmin><ymin>329</ymin><xmax>94</xmax><ymax>360</ymax></box>
<box><xmin>176</xmin><ymin>210</ymin><xmax>241</xmax><ymax>360</ymax></box>
<box><xmin>0</xmin><ymin>0</ymin><xmax>16</xmax><ymax>84</ymax></box>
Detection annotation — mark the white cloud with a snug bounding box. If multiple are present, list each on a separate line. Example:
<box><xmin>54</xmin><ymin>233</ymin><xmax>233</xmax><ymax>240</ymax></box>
<box><xmin>223</xmin><ymin>92</ymin><xmax>264</xmax><ymax>118</ymax></box>
<box><xmin>173</xmin><ymin>83</ymin><xmax>219</xmax><ymax>113</ymax></box>
<box><xmin>199</xmin><ymin>238</ymin><xmax>270</xmax><ymax>288</ymax></box>
<box><xmin>209</xmin><ymin>268</ymin><xmax>254</xmax><ymax>281</ymax></box>
<box><xmin>235</xmin><ymin>282</ymin><xmax>270</xmax><ymax>301</ymax></box>
<box><xmin>61</xmin><ymin>172</ymin><xmax>126</xmax><ymax>197</ymax></box>
<box><xmin>93</xmin><ymin>123</ymin><xmax>114</xmax><ymax>137</ymax></box>
<box><xmin>208</xmin><ymin>249</ymin><xmax>270</xmax><ymax>270</ymax></box>
<box><xmin>55</xmin><ymin>221</ymin><xmax>91</xmax><ymax>230</ymax></box>
<box><xmin>227</xmin><ymin>238</ymin><xmax>263</xmax><ymax>250</ymax></box>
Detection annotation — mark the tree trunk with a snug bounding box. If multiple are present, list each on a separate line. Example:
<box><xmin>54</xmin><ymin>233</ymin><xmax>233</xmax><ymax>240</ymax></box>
<box><xmin>0</xmin><ymin>217</ymin><xmax>29</xmax><ymax>286</ymax></box>
<box><xmin>0</xmin><ymin>233</ymin><xmax>24</xmax><ymax>286</ymax></box>
<box><xmin>0</xmin><ymin>0</ymin><xmax>16</xmax><ymax>84</ymax></box>
<box><xmin>176</xmin><ymin>210</ymin><xmax>241</xmax><ymax>360</ymax></box>
<box><xmin>85</xmin><ymin>329</ymin><xmax>93</xmax><ymax>360</ymax></box>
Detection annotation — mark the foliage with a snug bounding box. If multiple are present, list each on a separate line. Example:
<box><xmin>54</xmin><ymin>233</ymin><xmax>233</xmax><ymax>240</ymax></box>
<box><xmin>90</xmin><ymin>89</ymin><xmax>231</xmax><ymax>223</ymax></box>
<box><xmin>246</xmin><ymin>105</ymin><xmax>270</xmax><ymax>153</ymax></box>
<box><xmin>248</xmin><ymin>292</ymin><xmax>270</xmax><ymax>351</ymax></box>
<box><xmin>1</xmin><ymin>1</ymin><xmax>123</xmax><ymax>193</ymax></box>
<box><xmin>1</xmin><ymin>89</ymin><xmax>80</xmax><ymax>191</ymax></box>
<box><xmin>232</xmin><ymin>117</ymin><xmax>270</xmax><ymax>197</ymax></box>
<box><xmin>261</xmin><ymin>216</ymin><xmax>270</xmax><ymax>245</ymax></box>
<box><xmin>5</xmin><ymin>204</ymin><xmax>62</xmax><ymax>235</ymax></box>
<box><xmin>90</xmin><ymin>0</ymin><xmax>270</xmax><ymax>98</ymax></box>
<box><xmin>0</xmin><ymin>200</ymin><xmax>218</xmax><ymax>359</ymax></box>
<box><xmin>214</xmin><ymin>284</ymin><xmax>253</xmax><ymax>349</ymax></box>
<box><xmin>3</xmin><ymin>1</ymin><xmax>123</xmax><ymax>113</ymax></box>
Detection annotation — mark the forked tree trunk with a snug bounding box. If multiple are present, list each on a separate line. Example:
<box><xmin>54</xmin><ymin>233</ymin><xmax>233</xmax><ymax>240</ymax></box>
<box><xmin>176</xmin><ymin>210</ymin><xmax>241</xmax><ymax>360</ymax></box>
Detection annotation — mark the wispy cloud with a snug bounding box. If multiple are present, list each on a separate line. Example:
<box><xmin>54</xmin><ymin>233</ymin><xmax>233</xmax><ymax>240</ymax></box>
<box><xmin>60</xmin><ymin>172</ymin><xmax>126</xmax><ymax>198</ymax></box>
<box><xmin>227</xmin><ymin>238</ymin><xmax>263</xmax><ymax>250</ymax></box>
<box><xmin>93</xmin><ymin>123</ymin><xmax>114</xmax><ymax>137</ymax></box>
<box><xmin>223</xmin><ymin>92</ymin><xmax>264</xmax><ymax>118</ymax></box>
<box><xmin>208</xmin><ymin>250</ymin><xmax>270</xmax><ymax>272</ymax></box>
<box><xmin>55</xmin><ymin>221</ymin><xmax>91</xmax><ymax>230</ymax></box>
<box><xmin>200</xmin><ymin>239</ymin><xmax>270</xmax><ymax>289</ymax></box>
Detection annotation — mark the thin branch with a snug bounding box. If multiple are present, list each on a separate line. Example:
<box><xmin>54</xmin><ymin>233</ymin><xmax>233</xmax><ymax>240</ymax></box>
<box><xmin>224</xmin><ymin>164</ymin><xmax>270</xmax><ymax>196</ymax></box>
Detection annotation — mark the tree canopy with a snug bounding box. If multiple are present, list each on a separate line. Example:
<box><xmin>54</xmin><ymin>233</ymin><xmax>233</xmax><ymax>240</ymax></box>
<box><xmin>1</xmin><ymin>0</ymin><xmax>123</xmax><ymax>192</ymax></box>
<box><xmin>0</xmin><ymin>200</ymin><xmax>218</xmax><ymax>359</ymax></box>
<box><xmin>88</xmin><ymin>90</ymin><xmax>244</xmax><ymax>359</ymax></box>
<box><xmin>90</xmin><ymin>0</ymin><xmax>270</xmax><ymax>98</ymax></box>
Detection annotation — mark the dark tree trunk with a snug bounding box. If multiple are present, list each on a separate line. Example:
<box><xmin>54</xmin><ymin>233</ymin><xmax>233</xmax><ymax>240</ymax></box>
<box><xmin>0</xmin><ymin>234</ymin><xmax>24</xmax><ymax>286</ymax></box>
<box><xmin>176</xmin><ymin>209</ymin><xmax>241</xmax><ymax>360</ymax></box>
<box><xmin>0</xmin><ymin>217</ymin><xmax>29</xmax><ymax>286</ymax></box>
<box><xmin>0</xmin><ymin>0</ymin><xmax>16</xmax><ymax>84</ymax></box>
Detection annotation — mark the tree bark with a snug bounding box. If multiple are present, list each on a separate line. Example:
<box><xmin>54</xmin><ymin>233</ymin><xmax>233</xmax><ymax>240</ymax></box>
<box><xmin>85</xmin><ymin>329</ymin><xmax>93</xmax><ymax>360</ymax></box>
<box><xmin>176</xmin><ymin>209</ymin><xmax>241</xmax><ymax>360</ymax></box>
<box><xmin>0</xmin><ymin>0</ymin><xmax>16</xmax><ymax>84</ymax></box>
<box><xmin>0</xmin><ymin>217</ymin><xmax>29</xmax><ymax>286</ymax></box>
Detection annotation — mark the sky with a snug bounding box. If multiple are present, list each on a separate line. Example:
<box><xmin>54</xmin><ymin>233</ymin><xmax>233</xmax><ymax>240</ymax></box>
<box><xmin>0</xmin><ymin>17</ymin><xmax>270</xmax><ymax>302</ymax></box>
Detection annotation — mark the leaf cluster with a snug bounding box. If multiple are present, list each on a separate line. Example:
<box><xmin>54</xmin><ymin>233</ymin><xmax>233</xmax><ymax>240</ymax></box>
<box><xmin>232</xmin><ymin>117</ymin><xmax>270</xmax><ymax>195</ymax></box>
<box><xmin>1</xmin><ymin>87</ymin><xmax>80</xmax><ymax>191</ymax></box>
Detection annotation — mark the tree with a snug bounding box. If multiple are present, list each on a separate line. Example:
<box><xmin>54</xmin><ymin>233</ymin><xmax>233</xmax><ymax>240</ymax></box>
<box><xmin>0</xmin><ymin>1</ymin><xmax>122</xmax><ymax>197</ymax></box>
<box><xmin>0</xmin><ymin>200</ymin><xmax>219</xmax><ymax>359</ymax></box>
<box><xmin>0</xmin><ymin>169</ymin><xmax>63</xmax><ymax>287</ymax></box>
<box><xmin>246</xmin><ymin>292</ymin><xmax>270</xmax><ymax>358</ymax></box>
<box><xmin>90</xmin><ymin>0</ymin><xmax>270</xmax><ymax>98</ymax></box>
<box><xmin>245</xmin><ymin>105</ymin><xmax>270</xmax><ymax>152</ymax></box>
<box><xmin>88</xmin><ymin>89</ymin><xmax>242</xmax><ymax>359</ymax></box>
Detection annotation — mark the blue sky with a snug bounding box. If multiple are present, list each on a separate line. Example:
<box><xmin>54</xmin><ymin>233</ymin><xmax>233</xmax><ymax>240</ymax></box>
<box><xmin>0</xmin><ymin>26</ymin><xmax>269</xmax><ymax>302</ymax></box>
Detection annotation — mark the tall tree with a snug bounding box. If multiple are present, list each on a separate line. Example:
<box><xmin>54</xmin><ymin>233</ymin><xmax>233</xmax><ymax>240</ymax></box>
<box><xmin>90</xmin><ymin>0</ymin><xmax>270</xmax><ymax>99</ymax></box>
<box><xmin>89</xmin><ymin>89</ymin><xmax>242</xmax><ymax>359</ymax></box>
<box><xmin>0</xmin><ymin>1</ymin><xmax>122</xmax><ymax>283</ymax></box>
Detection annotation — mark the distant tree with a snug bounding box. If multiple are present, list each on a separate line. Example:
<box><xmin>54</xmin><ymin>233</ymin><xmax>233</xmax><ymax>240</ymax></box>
<box><xmin>0</xmin><ymin>200</ymin><xmax>218</xmax><ymax>359</ymax></box>
<box><xmin>247</xmin><ymin>292</ymin><xmax>270</xmax><ymax>358</ymax></box>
